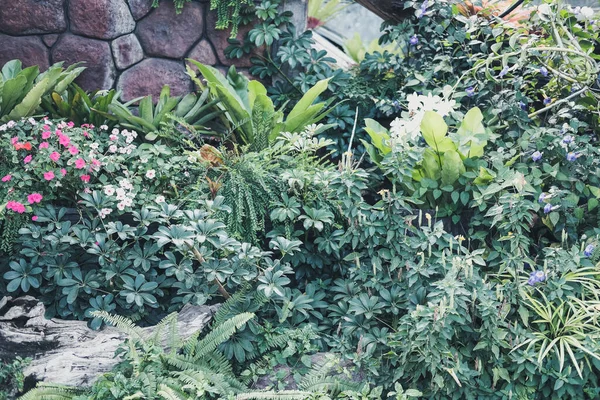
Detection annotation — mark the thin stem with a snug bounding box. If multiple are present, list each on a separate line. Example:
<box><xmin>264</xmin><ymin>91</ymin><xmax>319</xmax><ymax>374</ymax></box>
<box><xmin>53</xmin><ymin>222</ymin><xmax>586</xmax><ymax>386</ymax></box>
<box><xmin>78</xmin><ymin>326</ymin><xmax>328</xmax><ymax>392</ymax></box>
<box><xmin>528</xmin><ymin>87</ymin><xmax>588</xmax><ymax>118</ymax></box>
<box><xmin>188</xmin><ymin>245</ymin><xmax>231</xmax><ymax>299</ymax></box>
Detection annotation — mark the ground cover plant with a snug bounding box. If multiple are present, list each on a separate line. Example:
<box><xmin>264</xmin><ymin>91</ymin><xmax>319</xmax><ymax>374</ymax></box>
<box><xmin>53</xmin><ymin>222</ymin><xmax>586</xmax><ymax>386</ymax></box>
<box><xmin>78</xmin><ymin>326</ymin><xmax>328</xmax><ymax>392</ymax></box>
<box><xmin>1</xmin><ymin>0</ymin><xmax>600</xmax><ymax>399</ymax></box>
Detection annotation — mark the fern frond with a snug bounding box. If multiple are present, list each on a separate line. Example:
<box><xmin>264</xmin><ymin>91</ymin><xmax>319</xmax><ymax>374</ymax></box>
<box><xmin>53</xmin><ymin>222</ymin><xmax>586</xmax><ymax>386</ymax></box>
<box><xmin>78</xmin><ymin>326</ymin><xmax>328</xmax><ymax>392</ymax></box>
<box><xmin>91</xmin><ymin>310</ymin><xmax>147</xmax><ymax>344</ymax></box>
<box><xmin>213</xmin><ymin>284</ymin><xmax>252</xmax><ymax>325</ymax></box>
<box><xmin>157</xmin><ymin>384</ymin><xmax>188</xmax><ymax>400</ymax></box>
<box><xmin>150</xmin><ymin>311</ymin><xmax>178</xmax><ymax>347</ymax></box>
<box><xmin>235</xmin><ymin>390</ymin><xmax>314</xmax><ymax>400</ymax></box>
<box><xmin>193</xmin><ymin>313</ymin><xmax>254</xmax><ymax>359</ymax></box>
<box><xmin>18</xmin><ymin>383</ymin><xmax>84</xmax><ymax>400</ymax></box>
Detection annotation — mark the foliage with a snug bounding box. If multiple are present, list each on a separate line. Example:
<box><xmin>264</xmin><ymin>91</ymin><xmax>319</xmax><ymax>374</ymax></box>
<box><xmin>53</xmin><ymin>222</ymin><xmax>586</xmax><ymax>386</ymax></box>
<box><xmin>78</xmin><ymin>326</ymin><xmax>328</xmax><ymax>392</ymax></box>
<box><xmin>21</xmin><ymin>311</ymin><xmax>254</xmax><ymax>399</ymax></box>
<box><xmin>189</xmin><ymin>62</ymin><xmax>333</xmax><ymax>150</ymax></box>
<box><xmin>107</xmin><ymin>85</ymin><xmax>222</xmax><ymax>141</ymax></box>
<box><xmin>0</xmin><ymin>60</ymin><xmax>84</xmax><ymax>123</ymax></box>
<box><xmin>41</xmin><ymin>84</ymin><xmax>120</xmax><ymax>129</ymax></box>
<box><xmin>0</xmin><ymin>357</ymin><xmax>30</xmax><ymax>400</ymax></box>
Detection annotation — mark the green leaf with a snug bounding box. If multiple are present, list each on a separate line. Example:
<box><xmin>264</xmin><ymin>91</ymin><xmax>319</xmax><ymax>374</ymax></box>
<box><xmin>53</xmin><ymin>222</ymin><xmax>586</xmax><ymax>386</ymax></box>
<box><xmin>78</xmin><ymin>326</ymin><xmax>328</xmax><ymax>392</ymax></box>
<box><xmin>364</xmin><ymin>119</ymin><xmax>391</xmax><ymax>155</ymax></box>
<box><xmin>454</xmin><ymin>107</ymin><xmax>487</xmax><ymax>158</ymax></box>
<box><xmin>420</xmin><ymin>111</ymin><xmax>455</xmax><ymax>153</ymax></box>
<box><xmin>286</xmin><ymin>78</ymin><xmax>330</xmax><ymax>123</ymax></box>
<box><xmin>441</xmin><ymin>149</ymin><xmax>465</xmax><ymax>186</ymax></box>
<box><xmin>6</xmin><ymin>77</ymin><xmax>48</xmax><ymax>120</ymax></box>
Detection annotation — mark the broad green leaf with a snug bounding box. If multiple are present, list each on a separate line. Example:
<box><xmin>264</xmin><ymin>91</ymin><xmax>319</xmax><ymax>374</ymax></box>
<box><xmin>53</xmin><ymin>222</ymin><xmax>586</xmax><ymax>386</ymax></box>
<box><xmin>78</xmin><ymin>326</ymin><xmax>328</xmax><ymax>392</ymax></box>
<box><xmin>286</xmin><ymin>78</ymin><xmax>330</xmax><ymax>122</ymax></box>
<box><xmin>441</xmin><ymin>149</ymin><xmax>465</xmax><ymax>186</ymax></box>
<box><xmin>420</xmin><ymin>111</ymin><xmax>455</xmax><ymax>153</ymax></box>
<box><xmin>422</xmin><ymin>148</ymin><xmax>441</xmax><ymax>180</ymax></box>
<box><xmin>364</xmin><ymin>118</ymin><xmax>391</xmax><ymax>155</ymax></box>
<box><xmin>6</xmin><ymin>77</ymin><xmax>48</xmax><ymax>121</ymax></box>
<box><xmin>454</xmin><ymin>107</ymin><xmax>487</xmax><ymax>158</ymax></box>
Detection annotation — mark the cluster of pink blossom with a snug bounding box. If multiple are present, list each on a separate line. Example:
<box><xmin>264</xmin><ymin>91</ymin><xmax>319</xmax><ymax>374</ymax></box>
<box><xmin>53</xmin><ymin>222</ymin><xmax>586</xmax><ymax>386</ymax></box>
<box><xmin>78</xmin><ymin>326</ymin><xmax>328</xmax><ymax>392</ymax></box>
<box><xmin>1</xmin><ymin>118</ymin><xmax>102</xmax><ymax>214</ymax></box>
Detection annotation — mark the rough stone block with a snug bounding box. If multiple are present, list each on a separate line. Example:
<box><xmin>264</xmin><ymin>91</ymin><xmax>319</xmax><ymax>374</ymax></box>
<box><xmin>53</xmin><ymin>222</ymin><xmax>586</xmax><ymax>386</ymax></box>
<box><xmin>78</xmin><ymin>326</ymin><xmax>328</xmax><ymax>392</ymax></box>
<box><xmin>51</xmin><ymin>34</ymin><xmax>116</xmax><ymax>90</ymax></box>
<box><xmin>117</xmin><ymin>58</ymin><xmax>193</xmax><ymax>101</ymax></box>
<box><xmin>111</xmin><ymin>34</ymin><xmax>144</xmax><ymax>70</ymax></box>
<box><xmin>137</xmin><ymin>1</ymin><xmax>204</xmax><ymax>59</ymax></box>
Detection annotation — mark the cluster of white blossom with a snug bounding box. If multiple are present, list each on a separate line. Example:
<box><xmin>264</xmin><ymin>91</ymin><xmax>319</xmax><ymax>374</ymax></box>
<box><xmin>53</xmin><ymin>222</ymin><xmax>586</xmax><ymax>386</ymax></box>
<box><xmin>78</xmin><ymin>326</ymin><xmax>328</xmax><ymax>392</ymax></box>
<box><xmin>389</xmin><ymin>93</ymin><xmax>456</xmax><ymax>147</ymax></box>
<box><xmin>103</xmin><ymin>178</ymin><xmax>136</xmax><ymax>211</ymax></box>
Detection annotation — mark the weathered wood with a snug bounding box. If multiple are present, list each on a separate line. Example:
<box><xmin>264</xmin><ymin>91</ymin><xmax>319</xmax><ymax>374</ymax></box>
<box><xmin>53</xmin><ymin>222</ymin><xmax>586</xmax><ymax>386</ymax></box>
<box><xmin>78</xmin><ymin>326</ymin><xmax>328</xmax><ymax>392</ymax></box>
<box><xmin>353</xmin><ymin>0</ymin><xmax>411</xmax><ymax>22</ymax></box>
<box><xmin>0</xmin><ymin>296</ymin><xmax>216</xmax><ymax>387</ymax></box>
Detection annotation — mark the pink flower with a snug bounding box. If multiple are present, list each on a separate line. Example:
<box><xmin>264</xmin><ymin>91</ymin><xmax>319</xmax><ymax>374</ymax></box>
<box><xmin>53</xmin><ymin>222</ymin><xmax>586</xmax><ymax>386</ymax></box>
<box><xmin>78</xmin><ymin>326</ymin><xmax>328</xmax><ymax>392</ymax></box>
<box><xmin>61</xmin><ymin>168</ymin><xmax>67</xmax><ymax>176</ymax></box>
<box><xmin>43</xmin><ymin>171</ymin><xmax>55</xmax><ymax>181</ymax></box>
<box><xmin>82</xmin><ymin>131</ymin><xmax>89</xmax><ymax>138</ymax></box>
<box><xmin>39</xmin><ymin>142</ymin><xmax>49</xmax><ymax>149</ymax></box>
<box><xmin>6</xmin><ymin>201</ymin><xmax>26</xmax><ymax>214</ymax></box>
<box><xmin>55</xmin><ymin>129</ymin><xmax>62</xmax><ymax>135</ymax></box>
<box><xmin>1</xmin><ymin>174</ymin><xmax>11</xmax><ymax>182</ymax></box>
<box><xmin>49</xmin><ymin>152</ymin><xmax>60</xmax><ymax>162</ymax></box>
<box><xmin>109</xmin><ymin>135</ymin><xmax>118</xmax><ymax>141</ymax></box>
<box><xmin>43</xmin><ymin>125</ymin><xmax>50</xmax><ymax>130</ymax></box>
<box><xmin>80</xmin><ymin>174</ymin><xmax>90</xmax><ymax>183</ymax></box>
<box><xmin>27</xmin><ymin>193</ymin><xmax>43</xmax><ymax>204</ymax></box>
<box><xmin>75</xmin><ymin>158</ymin><xmax>86</xmax><ymax>169</ymax></box>
<box><xmin>11</xmin><ymin>137</ymin><xmax>18</xmax><ymax>145</ymax></box>
<box><xmin>68</xmin><ymin>146</ymin><xmax>79</xmax><ymax>155</ymax></box>
<box><xmin>91</xmin><ymin>159</ymin><xmax>101</xmax><ymax>167</ymax></box>
<box><xmin>58</xmin><ymin>134</ymin><xmax>70</xmax><ymax>147</ymax></box>
<box><xmin>24</xmin><ymin>155</ymin><xmax>32</xmax><ymax>164</ymax></box>
<box><xmin>41</xmin><ymin>131</ymin><xmax>52</xmax><ymax>139</ymax></box>
<box><xmin>32</xmin><ymin>216</ymin><xmax>38</xmax><ymax>221</ymax></box>
<box><xmin>67</xmin><ymin>121</ymin><xmax>74</xmax><ymax>128</ymax></box>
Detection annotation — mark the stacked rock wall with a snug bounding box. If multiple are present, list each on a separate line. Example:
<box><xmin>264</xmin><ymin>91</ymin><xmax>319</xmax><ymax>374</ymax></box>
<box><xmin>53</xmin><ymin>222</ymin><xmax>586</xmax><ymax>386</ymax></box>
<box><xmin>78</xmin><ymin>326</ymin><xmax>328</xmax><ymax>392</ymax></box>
<box><xmin>0</xmin><ymin>0</ymin><xmax>254</xmax><ymax>100</ymax></box>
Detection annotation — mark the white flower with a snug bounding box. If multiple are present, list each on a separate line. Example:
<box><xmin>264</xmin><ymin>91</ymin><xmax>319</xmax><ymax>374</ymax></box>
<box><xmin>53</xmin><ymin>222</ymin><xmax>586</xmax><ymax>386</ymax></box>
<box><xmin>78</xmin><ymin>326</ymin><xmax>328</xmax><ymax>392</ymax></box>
<box><xmin>406</xmin><ymin>93</ymin><xmax>422</xmax><ymax>112</ymax></box>
<box><xmin>576</xmin><ymin>6</ymin><xmax>595</xmax><ymax>21</ymax></box>
<box><xmin>84</xmin><ymin>187</ymin><xmax>92</xmax><ymax>194</ymax></box>
<box><xmin>155</xmin><ymin>195</ymin><xmax>166</xmax><ymax>204</ymax></box>
<box><xmin>537</xmin><ymin>3</ymin><xmax>552</xmax><ymax>16</ymax></box>
<box><xmin>420</xmin><ymin>93</ymin><xmax>442</xmax><ymax>112</ymax></box>
<box><xmin>104</xmin><ymin>186</ymin><xmax>115</xmax><ymax>196</ymax></box>
<box><xmin>116</xmin><ymin>188</ymin><xmax>127</xmax><ymax>200</ymax></box>
<box><xmin>145</xmin><ymin>169</ymin><xmax>156</xmax><ymax>179</ymax></box>
<box><xmin>100</xmin><ymin>125</ymin><xmax>108</xmax><ymax>131</ymax></box>
<box><xmin>112</xmin><ymin>128</ymin><xmax>120</xmax><ymax>135</ymax></box>
<box><xmin>125</xmin><ymin>135</ymin><xmax>134</xmax><ymax>144</ymax></box>
<box><xmin>140</xmin><ymin>157</ymin><xmax>149</xmax><ymax>164</ymax></box>
<box><xmin>109</xmin><ymin>145</ymin><xmax>117</xmax><ymax>153</ymax></box>
<box><xmin>119</xmin><ymin>179</ymin><xmax>132</xmax><ymax>190</ymax></box>
<box><xmin>435</xmin><ymin>99</ymin><xmax>456</xmax><ymax>116</ymax></box>
<box><xmin>90</xmin><ymin>143</ymin><xmax>100</xmax><ymax>150</ymax></box>
<box><xmin>117</xmin><ymin>202</ymin><xmax>126</xmax><ymax>211</ymax></box>
<box><xmin>6</xmin><ymin>120</ymin><xmax>16</xmax><ymax>128</ymax></box>
<box><xmin>0</xmin><ymin>124</ymin><xmax>6</xmax><ymax>131</ymax></box>
<box><xmin>100</xmin><ymin>208</ymin><xmax>112</xmax><ymax>218</ymax></box>
<box><xmin>130</xmin><ymin>131</ymin><xmax>138</xmax><ymax>139</ymax></box>
<box><xmin>122</xmin><ymin>197</ymin><xmax>133</xmax><ymax>207</ymax></box>
<box><xmin>28</xmin><ymin>117</ymin><xmax>37</xmax><ymax>125</ymax></box>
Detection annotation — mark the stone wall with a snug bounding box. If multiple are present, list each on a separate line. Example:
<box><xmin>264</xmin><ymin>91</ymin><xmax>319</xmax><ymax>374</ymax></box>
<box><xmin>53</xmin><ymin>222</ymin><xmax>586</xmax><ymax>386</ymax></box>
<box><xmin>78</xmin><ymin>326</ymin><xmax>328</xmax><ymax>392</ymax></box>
<box><xmin>0</xmin><ymin>0</ymin><xmax>257</xmax><ymax>101</ymax></box>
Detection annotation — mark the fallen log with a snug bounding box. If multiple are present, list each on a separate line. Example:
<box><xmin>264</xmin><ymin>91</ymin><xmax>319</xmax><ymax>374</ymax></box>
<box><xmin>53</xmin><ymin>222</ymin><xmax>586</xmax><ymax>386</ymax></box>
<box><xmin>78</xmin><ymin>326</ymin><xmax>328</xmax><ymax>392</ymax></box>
<box><xmin>0</xmin><ymin>296</ymin><xmax>216</xmax><ymax>387</ymax></box>
<box><xmin>353</xmin><ymin>0</ymin><xmax>412</xmax><ymax>22</ymax></box>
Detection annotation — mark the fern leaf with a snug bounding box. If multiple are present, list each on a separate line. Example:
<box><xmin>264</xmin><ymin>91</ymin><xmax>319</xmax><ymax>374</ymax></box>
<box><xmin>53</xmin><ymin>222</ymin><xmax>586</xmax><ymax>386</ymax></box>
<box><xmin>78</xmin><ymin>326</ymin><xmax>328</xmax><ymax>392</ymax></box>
<box><xmin>193</xmin><ymin>312</ymin><xmax>254</xmax><ymax>359</ymax></box>
<box><xmin>91</xmin><ymin>311</ymin><xmax>147</xmax><ymax>344</ymax></box>
<box><xmin>157</xmin><ymin>384</ymin><xmax>187</xmax><ymax>400</ymax></box>
<box><xmin>18</xmin><ymin>383</ymin><xmax>84</xmax><ymax>400</ymax></box>
<box><xmin>235</xmin><ymin>390</ymin><xmax>315</xmax><ymax>400</ymax></box>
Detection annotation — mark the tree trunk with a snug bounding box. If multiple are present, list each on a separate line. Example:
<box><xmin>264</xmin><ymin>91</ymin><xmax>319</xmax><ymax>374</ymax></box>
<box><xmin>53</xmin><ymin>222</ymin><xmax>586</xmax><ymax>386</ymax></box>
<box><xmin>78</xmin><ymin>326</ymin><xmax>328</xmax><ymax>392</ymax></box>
<box><xmin>353</xmin><ymin>0</ymin><xmax>411</xmax><ymax>22</ymax></box>
<box><xmin>0</xmin><ymin>296</ymin><xmax>216</xmax><ymax>388</ymax></box>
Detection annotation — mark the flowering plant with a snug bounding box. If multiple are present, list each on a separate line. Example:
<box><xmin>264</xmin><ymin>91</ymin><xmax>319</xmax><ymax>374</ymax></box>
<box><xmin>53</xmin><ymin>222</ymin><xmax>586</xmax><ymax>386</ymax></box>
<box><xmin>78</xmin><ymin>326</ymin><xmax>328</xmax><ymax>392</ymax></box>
<box><xmin>0</xmin><ymin>118</ymin><xmax>197</xmax><ymax>222</ymax></box>
<box><xmin>0</xmin><ymin>118</ymin><xmax>101</xmax><ymax>216</ymax></box>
